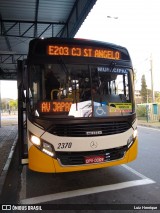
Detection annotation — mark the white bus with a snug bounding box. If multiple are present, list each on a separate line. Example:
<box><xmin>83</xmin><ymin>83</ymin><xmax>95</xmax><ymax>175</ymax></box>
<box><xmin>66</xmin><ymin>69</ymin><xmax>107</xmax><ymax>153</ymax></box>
<box><xmin>18</xmin><ymin>38</ymin><xmax>138</xmax><ymax>173</ymax></box>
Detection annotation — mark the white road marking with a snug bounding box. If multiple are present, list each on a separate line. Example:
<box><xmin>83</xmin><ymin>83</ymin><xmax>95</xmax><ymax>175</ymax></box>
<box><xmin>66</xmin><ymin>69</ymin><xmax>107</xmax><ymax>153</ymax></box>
<box><xmin>21</xmin><ymin>178</ymin><xmax>155</xmax><ymax>204</ymax></box>
<box><xmin>20</xmin><ymin>163</ymin><xmax>156</xmax><ymax>204</ymax></box>
<box><xmin>122</xmin><ymin>164</ymin><xmax>151</xmax><ymax>180</ymax></box>
<box><xmin>19</xmin><ymin>166</ymin><xmax>27</xmax><ymax>201</ymax></box>
<box><xmin>3</xmin><ymin>134</ymin><xmax>17</xmax><ymax>171</ymax></box>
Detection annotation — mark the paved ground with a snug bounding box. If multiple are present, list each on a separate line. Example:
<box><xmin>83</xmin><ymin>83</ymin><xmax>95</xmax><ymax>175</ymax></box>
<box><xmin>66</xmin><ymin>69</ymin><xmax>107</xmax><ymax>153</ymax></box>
<box><xmin>0</xmin><ymin>114</ymin><xmax>18</xmax><ymax>196</ymax></box>
<box><xmin>137</xmin><ymin>119</ymin><xmax>160</xmax><ymax>129</ymax></box>
<box><xmin>0</xmin><ymin>114</ymin><xmax>159</xmax><ymax>198</ymax></box>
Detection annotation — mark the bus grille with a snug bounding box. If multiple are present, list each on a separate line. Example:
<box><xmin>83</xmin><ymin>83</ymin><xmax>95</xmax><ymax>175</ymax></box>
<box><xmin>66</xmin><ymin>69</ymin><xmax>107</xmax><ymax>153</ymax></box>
<box><xmin>49</xmin><ymin>121</ymin><xmax>130</xmax><ymax>137</ymax></box>
<box><xmin>56</xmin><ymin>146</ymin><xmax>127</xmax><ymax>166</ymax></box>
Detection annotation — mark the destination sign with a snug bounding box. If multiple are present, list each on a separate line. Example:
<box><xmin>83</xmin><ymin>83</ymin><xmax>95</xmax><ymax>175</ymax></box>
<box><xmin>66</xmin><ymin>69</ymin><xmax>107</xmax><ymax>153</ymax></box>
<box><xmin>39</xmin><ymin>101</ymin><xmax>72</xmax><ymax>113</ymax></box>
<box><xmin>97</xmin><ymin>67</ymin><xmax>128</xmax><ymax>74</ymax></box>
<box><xmin>47</xmin><ymin>45</ymin><xmax>121</xmax><ymax>60</ymax></box>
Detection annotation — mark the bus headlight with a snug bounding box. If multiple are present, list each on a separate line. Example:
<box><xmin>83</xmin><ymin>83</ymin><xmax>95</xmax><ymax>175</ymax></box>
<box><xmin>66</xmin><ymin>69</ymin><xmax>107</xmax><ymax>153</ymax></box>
<box><xmin>30</xmin><ymin>135</ymin><xmax>41</xmax><ymax>146</ymax></box>
<box><xmin>133</xmin><ymin>129</ymin><xmax>138</xmax><ymax>139</ymax></box>
<box><xmin>29</xmin><ymin>132</ymin><xmax>55</xmax><ymax>157</ymax></box>
<box><xmin>42</xmin><ymin>141</ymin><xmax>55</xmax><ymax>157</ymax></box>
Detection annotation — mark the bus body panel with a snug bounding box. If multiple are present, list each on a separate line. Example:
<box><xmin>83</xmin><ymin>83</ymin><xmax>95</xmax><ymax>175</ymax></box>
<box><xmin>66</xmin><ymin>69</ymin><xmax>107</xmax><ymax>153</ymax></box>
<box><xmin>28</xmin><ymin>138</ymin><xmax>137</xmax><ymax>173</ymax></box>
<box><xmin>29</xmin><ymin>145</ymin><xmax>56</xmax><ymax>173</ymax></box>
<box><xmin>22</xmin><ymin>37</ymin><xmax>138</xmax><ymax>173</ymax></box>
<box><xmin>27</xmin><ymin>119</ymin><xmax>137</xmax><ymax>152</ymax></box>
<box><xmin>27</xmin><ymin>117</ymin><xmax>137</xmax><ymax>173</ymax></box>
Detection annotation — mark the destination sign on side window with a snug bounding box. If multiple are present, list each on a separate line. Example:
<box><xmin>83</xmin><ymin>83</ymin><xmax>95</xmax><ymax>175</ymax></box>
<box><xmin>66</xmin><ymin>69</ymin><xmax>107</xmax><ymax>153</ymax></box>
<box><xmin>97</xmin><ymin>67</ymin><xmax>128</xmax><ymax>74</ymax></box>
<box><xmin>39</xmin><ymin>101</ymin><xmax>72</xmax><ymax>113</ymax></box>
<box><xmin>47</xmin><ymin>45</ymin><xmax>121</xmax><ymax>60</ymax></box>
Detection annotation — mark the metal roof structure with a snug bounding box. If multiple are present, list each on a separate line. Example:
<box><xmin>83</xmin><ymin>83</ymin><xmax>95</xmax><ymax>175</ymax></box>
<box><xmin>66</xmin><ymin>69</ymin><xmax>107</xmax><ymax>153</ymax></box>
<box><xmin>0</xmin><ymin>0</ymin><xmax>97</xmax><ymax>80</ymax></box>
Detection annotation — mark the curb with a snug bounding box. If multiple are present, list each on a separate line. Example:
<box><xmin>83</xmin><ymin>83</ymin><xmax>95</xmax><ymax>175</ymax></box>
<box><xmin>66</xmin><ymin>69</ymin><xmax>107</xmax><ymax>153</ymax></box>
<box><xmin>138</xmin><ymin>124</ymin><xmax>160</xmax><ymax>129</ymax></box>
<box><xmin>0</xmin><ymin>134</ymin><xmax>18</xmax><ymax>196</ymax></box>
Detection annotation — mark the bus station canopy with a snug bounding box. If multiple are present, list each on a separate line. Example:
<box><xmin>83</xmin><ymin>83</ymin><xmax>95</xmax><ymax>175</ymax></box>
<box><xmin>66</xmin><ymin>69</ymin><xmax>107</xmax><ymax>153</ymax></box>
<box><xmin>0</xmin><ymin>0</ymin><xmax>97</xmax><ymax>80</ymax></box>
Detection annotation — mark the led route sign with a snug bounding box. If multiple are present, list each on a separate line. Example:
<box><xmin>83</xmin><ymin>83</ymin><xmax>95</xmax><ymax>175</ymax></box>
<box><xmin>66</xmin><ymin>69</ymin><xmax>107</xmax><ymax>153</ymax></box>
<box><xmin>47</xmin><ymin>45</ymin><xmax>121</xmax><ymax>60</ymax></box>
<box><xmin>39</xmin><ymin>101</ymin><xmax>72</xmax><ymax>113</ymax></box>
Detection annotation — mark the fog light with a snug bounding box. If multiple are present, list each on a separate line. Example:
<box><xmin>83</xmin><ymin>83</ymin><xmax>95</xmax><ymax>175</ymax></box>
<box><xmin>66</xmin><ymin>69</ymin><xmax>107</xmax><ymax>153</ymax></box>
<box><xmin>42</xmin><ymin>141</ymin><xmax>54</xmax><ymax>157</ymax></box>
<box><xmin>30</xmin><ymin>135</ymin><xmax>41</xmax><ymax>146</ymax></box>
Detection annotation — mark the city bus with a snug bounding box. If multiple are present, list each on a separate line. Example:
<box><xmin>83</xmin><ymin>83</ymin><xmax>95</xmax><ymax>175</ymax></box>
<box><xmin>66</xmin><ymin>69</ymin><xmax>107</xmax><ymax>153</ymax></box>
<box><xmin>18</xmin><ymin>37</ymin><xmax>138</xmax><ymax>173</ymax></box>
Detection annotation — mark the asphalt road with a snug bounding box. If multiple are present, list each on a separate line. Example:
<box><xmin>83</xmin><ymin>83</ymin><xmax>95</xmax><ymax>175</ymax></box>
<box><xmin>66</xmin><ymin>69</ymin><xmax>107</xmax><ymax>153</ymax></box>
<box><xmin>1</xmin><ymin>114</ymin><xmax>18</xmax><ymax>126</ymax></box>
<box><xmin>1</xmin><ymin>125</ymin><xmax>160</xmax><ymax>212</ymax></box>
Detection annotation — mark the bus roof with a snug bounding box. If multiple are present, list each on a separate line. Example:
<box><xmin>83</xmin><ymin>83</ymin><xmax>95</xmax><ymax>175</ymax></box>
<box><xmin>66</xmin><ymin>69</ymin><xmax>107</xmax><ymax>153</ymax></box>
<box><xmin>28</xmin><ymin>37</ymin><xmax>131</xmax><ymax>63</ymax></box>
<box><xmin>29</xmin><ymin>37</ymin><xmax>128</xmax><ymax>51</ymax></box>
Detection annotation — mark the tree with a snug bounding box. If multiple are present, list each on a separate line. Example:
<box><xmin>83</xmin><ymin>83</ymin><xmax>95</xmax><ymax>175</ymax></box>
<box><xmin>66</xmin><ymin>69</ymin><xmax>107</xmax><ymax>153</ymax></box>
<box><xmin>9</xmin><ymin>99</ymin><xmax>18</xmax><ymax>111</ymax></box>
<box><xmin>155</xmin><ymin>91</ymin><xmax>160</xmax><ymax>103</ymax></box>
<box><xmin>140</xmin><ymin>75</ymin><xmax>148</xmax><ymax>103</ymax></box>
<box><xmin>1</xmin><ymin>98</ymin><xmax>18</xmax><ymax>112</ymax></box>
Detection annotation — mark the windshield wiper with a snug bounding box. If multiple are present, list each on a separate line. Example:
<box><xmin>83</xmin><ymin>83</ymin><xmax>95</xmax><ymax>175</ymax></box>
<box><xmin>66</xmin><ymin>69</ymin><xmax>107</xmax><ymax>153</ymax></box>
<box><xmin>109</xmin><ymin>61</ymin><xmax>116</xmax><ymax>72</ymax></box>
<box><xmin>59</xmin><ymin>57</ymin><xmax>68</xmax><ymax>75</ymax></box>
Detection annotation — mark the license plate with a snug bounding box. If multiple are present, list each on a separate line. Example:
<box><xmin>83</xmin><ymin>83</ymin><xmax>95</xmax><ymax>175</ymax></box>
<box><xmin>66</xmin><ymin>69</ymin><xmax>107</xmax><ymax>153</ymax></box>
<box><xmin>85</xmin><ymin>155</ymin><xmax>105</xmax><ymax>164</ymax></box>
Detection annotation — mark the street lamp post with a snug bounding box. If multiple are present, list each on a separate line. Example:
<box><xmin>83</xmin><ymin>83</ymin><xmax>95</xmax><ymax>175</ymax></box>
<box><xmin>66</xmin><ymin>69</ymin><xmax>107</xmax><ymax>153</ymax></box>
<box><xmin>150</xmin><ymin>54</ymin><xmax>155</xmax><ymax>103</ymax></box>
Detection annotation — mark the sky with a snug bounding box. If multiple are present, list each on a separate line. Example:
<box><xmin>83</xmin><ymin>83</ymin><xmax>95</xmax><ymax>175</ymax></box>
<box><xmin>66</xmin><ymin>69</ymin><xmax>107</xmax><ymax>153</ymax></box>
<box><xmin>0</xmin><ymin>0</ymin><xmax>160</xmax><ymax>99</ymax></box>
<box><xmin>0</xmin><ymin>80</ymin><xmax>17</xmax><ymax>100</ymax></box>
<box><xmin>75</xmin><ymin>0</ymin><xmax>160</xmax><ymax>91</ymax></box>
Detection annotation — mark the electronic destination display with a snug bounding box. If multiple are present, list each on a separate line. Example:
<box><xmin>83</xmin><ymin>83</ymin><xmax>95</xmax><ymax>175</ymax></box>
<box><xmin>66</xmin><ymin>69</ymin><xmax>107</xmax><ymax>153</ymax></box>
<box><xmin>47</xmin><ymin>45</ymin><xmax>121</xmax><ymax>60</ymax></box>
<box><xmin>39</xmin><ymin>101</ymin><xmax>72</xmax><ymax>113</ymax></box>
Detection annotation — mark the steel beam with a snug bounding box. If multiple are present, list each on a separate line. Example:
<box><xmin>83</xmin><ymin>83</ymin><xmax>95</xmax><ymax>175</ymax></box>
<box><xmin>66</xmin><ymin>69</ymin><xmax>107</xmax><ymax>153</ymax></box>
<box><xmin>60</xmin><ymin>0</ymin><xmax>97</xmax><ymax>38</ymax></box>
<box><xmin>0</xmin><ymin>20</ymin><xmax>66</xmax><ymax>38</ymax></box>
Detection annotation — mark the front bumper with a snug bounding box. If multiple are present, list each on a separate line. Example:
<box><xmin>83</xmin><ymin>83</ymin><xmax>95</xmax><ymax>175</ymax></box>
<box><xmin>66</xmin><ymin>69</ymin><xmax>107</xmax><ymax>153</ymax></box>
<box><xmin>28</xmin><ymin>138</ymin><xmax>138</xmax><ymax>173</ymax></box>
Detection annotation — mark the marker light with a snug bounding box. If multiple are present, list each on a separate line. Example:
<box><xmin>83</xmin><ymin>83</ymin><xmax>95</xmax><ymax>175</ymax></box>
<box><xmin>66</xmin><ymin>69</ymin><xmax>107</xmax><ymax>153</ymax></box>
<box><xmin>127</xmin><ymin>129</ymin><xmax>138</xmax><ymax>148</ymax></box>
<box><xmin>42</xmin><ymin>148</ymin><xmax>54</xmax><ymax>157</ymax></box>
<box><xmin>133</xmin><ymin>129</ymin><xmax>138</xmax><ymax>139</ymax></box>
<box><xmin>42</xmin><ymin>141</ymin><xmax>54</xmax><ymax>157</ymax></box>
<box><xmin>30</xmin><ymin>135</ymin><xmax>41</xmax><ymax>146</ymax></box>
<box><xmin>127</xmin><ymin>135</ymin><xmax>133</xmax><ymax>148</ymax></box>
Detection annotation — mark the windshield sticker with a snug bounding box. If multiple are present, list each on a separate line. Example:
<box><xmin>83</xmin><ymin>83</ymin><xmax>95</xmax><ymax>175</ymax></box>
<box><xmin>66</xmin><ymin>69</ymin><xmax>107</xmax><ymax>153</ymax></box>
<box><xmin>94</xmin><ymin>102</ymin><xmax>107</xmax><ymax>117</ymax></box>
<box><xmin>109</xmin><ymin>103</ymin><xmax>132</xmax><ymax>113</ymax></box>
<box><xmin>69</xmin><ymin>101</ymin><xmax>108</xmax><ymax>117</ymax></box>
<box><xmin>69</xmin><ymin>101</ymin><xmax>92</xmax><ymax>117</ymax></box>
<box><xmin>97</xmin><ymin>67</ymin><xmax>128</xmax><ymax>74</ymax></box>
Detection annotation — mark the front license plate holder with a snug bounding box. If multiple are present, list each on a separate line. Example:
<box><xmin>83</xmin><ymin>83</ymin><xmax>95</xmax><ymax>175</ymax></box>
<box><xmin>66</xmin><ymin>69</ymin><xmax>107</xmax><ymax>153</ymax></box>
<box><xmin>84</xmin><ymin>155</ymin><xmax>105</xmax><ymax>164</ymax></box>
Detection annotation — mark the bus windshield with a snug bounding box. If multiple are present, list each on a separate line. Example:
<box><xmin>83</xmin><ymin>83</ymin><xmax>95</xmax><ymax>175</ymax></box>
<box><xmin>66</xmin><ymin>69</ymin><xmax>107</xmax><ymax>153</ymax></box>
<box><xmin>28</xmin><ymin>63</ymin><xmax>134</xmax><ymax>118</ymax></box>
